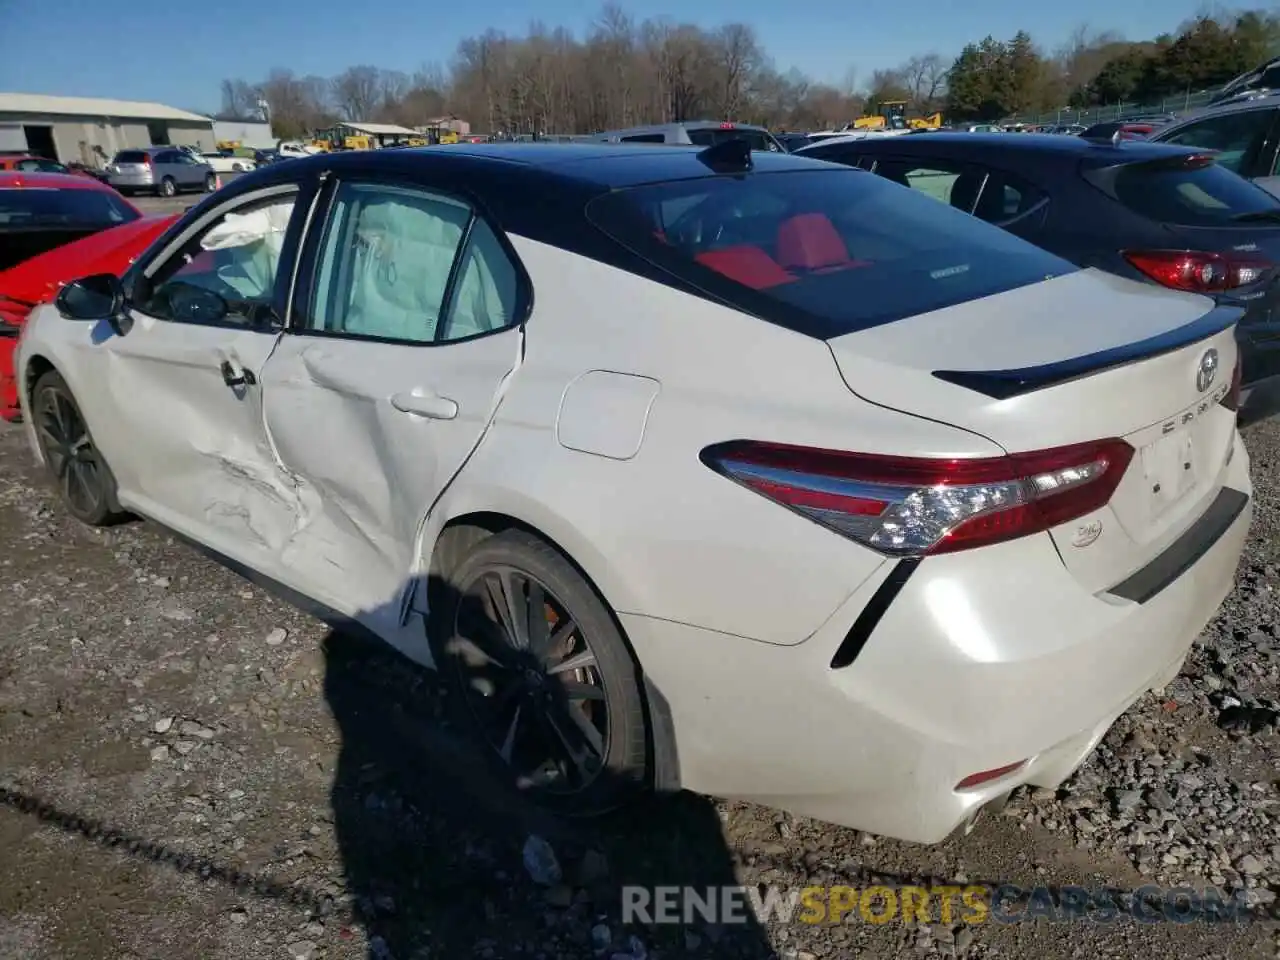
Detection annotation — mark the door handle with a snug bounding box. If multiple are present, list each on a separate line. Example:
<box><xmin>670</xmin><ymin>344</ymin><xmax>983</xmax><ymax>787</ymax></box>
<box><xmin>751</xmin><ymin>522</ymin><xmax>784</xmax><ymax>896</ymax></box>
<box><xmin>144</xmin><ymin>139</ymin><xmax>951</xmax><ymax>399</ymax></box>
<box><xmin>220</xmin><ymin>360</ymin><xmax>256</xmax><ymax>387</ymax></box>
<box><xmin>391</xmin><ymin>391</ymin><xmax>458</xmax><ymax>420</ymax></box>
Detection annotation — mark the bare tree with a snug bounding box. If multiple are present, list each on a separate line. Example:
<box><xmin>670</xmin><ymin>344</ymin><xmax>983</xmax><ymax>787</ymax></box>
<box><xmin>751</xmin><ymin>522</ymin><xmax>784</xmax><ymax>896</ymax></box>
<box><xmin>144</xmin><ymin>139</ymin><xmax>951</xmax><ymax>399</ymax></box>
<box><xmin>218</xmin><ymin>79</ymin><xmax>262</xmax><ymax>120</ymax></box>
<box><xmin>331</xmin><ymin>65</ymin><xmax>383</xmax><ymax>122</ymax></box>
<box><xmin>711</xmin><ymin>24</ymin><xmax>762</xmax><ymax>119</ymax></box>
<box><xmin>237</xmin><ymin>3</ymin><xmax>1231</xmax><ymax>138</ymax></box>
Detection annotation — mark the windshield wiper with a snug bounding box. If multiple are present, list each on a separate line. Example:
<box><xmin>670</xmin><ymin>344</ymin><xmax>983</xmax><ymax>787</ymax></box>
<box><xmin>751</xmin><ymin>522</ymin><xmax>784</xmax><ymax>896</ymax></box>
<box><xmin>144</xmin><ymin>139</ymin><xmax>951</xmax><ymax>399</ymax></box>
<box><xmin>1231</xmin><ymin>210</ymin><xmax>1280</xmax><ymax>223</ymax></box>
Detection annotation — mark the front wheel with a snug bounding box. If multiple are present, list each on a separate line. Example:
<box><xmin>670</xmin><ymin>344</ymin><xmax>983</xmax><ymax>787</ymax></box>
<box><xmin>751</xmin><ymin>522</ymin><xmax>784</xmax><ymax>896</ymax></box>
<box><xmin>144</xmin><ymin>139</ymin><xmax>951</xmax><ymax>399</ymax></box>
<box><xmin>204</xmin><ymin>173</ymin><xmax>217</xmax><ymax>192</ymax></box>
<box><xmin>430</xmin><ymin>529</ymin><xmax>651</xmax><ymax>816</ymax></box>
<box><xmin>31</xmin><ymin>371</ymin><xmax>128</xmax><ymax>526</ymax></box>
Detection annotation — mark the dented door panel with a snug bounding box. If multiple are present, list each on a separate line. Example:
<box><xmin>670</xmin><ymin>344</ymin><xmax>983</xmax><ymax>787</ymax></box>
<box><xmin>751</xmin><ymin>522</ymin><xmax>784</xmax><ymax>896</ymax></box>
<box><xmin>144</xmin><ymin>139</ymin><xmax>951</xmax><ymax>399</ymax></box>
<box><xmin>257</xmin><ymin>330</ymin><xmax>523</xmax><ymax>621</ymax></box>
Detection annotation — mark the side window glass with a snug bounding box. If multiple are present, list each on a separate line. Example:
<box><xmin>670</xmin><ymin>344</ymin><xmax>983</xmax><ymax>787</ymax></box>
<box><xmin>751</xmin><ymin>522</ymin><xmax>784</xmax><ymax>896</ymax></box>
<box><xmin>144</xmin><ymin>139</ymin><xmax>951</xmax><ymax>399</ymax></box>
<box><xmin>310</xmin><ymin>182</ymin><xmax>470</xmax><ymax>344</ymax></box>
<box><xmin>1160</xmin><ymin>112</ymin><xmax>1271</xmax><ymax>173</ymax></box>
<box><xmin>621</xmin><ymin>133</ymin><xmax>666</xmax><ymax>143</ymax></box>
<box><xmin>137</xmin><ymin>193</ymin><xmax>297</xmax><ymax>326</ymax></box>
<box><xmin>972</xmin><ymin>169</ymin><xmax>1048</xmax><ymax>225</ymax></box>
<box><xmin>873</xmin><ymin>159</ymin><xmax>978</xmax><ymax>211</ymax></box>
<box><xmin>439</xmin><ymin>218</ymin><xmax>521</xmax><ymax>341</ymax></box>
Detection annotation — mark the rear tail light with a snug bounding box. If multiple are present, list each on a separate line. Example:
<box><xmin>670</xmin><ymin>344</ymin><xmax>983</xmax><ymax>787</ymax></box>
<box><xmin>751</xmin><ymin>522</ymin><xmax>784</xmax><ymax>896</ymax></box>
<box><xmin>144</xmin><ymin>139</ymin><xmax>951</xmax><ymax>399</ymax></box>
<box><xmin>1222</xmin><ymin>352</ymin><xmax>1243</xmax><ymax>411</ymax></box>
<box><xmin>701</xmin><ymin>438</ymin><xmax>1135</xmax><ymax>557</ymax></box>
<box><xmin>1123</xmin><ymin>249</ymin><xmax>1272</xmax><ymax>293</ymax></box>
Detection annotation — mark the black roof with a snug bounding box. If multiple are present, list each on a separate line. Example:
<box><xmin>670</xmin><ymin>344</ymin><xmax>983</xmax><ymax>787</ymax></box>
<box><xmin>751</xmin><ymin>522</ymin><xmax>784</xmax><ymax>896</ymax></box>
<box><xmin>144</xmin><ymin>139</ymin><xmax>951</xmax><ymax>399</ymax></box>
<box><xmin>228</xmin><ymin>141</ymin><xmax>830</xmax><ymax>196</ymax></box>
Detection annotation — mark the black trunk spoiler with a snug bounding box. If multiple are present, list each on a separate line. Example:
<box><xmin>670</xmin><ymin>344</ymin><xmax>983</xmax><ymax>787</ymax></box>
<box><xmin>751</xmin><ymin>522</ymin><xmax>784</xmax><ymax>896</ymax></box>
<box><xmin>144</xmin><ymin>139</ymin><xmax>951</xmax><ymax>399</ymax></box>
<box><xmin>933</xmin><ymin>305</ymin><xmax>1242</xmax><ymax>399</ymax></box>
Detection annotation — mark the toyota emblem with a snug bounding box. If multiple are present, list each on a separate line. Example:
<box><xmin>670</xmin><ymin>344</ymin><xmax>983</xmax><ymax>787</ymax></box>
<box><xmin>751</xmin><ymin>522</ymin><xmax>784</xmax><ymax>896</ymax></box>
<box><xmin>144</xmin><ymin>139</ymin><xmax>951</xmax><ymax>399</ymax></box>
<box><xmin>1196</xmin><ymin>349</ymin><xmax>1219</xmax><ymax>393</ymax></box>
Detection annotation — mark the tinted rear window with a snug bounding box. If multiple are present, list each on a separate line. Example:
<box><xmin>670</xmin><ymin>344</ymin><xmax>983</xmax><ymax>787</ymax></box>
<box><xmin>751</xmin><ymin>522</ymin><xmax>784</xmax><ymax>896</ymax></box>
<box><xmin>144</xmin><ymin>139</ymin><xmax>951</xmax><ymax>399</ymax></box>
<box><xmin>0</xmin><ymin>187</ymin><xmax>139</xmax><ymax>228</ymax></box>
<box><xmin>1110</xmin><ymin>158</ymin><xmax>1280</xmax><ymax>226</ymax></box>
<box><xmin>585</xmin><ymin>168</ymin><xmax>1075</xmax><ymax>337</ymax></box>
<box><xmin>685</xmin><ymin>127</ymin><xmax>780</xmax><ymax>153</ymax></box>
<box><xmin>113</xmin><ymin>151</ymin><xmax>148</xmax><ymax>163</ymax></box>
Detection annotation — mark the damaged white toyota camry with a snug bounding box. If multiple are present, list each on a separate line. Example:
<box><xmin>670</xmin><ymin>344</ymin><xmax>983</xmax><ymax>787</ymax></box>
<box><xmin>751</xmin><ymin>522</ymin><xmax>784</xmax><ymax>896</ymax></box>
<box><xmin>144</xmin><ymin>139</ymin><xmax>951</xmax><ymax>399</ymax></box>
<box><xmin>15</xmin><ymin>140</ymin><xmax>1253</xmax><ymax>843</ymax></box>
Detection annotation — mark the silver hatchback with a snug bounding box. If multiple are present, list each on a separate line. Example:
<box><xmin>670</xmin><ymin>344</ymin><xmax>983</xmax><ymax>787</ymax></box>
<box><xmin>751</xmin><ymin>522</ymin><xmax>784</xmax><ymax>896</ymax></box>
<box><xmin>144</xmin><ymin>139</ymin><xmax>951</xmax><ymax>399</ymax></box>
<box><xmin>106</xmin><ymin>147</ymin><xmax>217</xmax><ymax>197</ymax></box>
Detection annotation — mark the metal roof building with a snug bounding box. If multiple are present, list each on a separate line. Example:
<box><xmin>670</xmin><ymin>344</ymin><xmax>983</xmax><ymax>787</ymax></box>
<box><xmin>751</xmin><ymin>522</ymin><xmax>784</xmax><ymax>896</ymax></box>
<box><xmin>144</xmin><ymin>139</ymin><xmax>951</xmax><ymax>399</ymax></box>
<box><xmin>0</xmin><ymin>92</ymin><xmax>216</xmax><ymax>167</ymax></box>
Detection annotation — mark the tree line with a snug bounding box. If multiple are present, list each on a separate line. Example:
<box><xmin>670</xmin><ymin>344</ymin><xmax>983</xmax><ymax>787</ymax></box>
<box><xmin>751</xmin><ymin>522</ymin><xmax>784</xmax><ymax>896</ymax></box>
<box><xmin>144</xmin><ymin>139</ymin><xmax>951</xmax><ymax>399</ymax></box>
<box><xmin>217</xmin><ymin>6</ymin><xmax>1280</xmax><ymax>138</ymax></box>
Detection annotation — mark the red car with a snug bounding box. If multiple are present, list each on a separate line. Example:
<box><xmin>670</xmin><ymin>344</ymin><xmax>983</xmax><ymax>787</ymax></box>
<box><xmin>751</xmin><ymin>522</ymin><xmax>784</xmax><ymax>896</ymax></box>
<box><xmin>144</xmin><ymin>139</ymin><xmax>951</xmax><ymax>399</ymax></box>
<box><xmin>0</xmin><ymin>171</ymin><xmax>178</xmax><ymax>420</ymax></box>
<box><xmin>0</xmin><ymin>154</ymin><xmax>107</xmax><ymax>181</ymax></box>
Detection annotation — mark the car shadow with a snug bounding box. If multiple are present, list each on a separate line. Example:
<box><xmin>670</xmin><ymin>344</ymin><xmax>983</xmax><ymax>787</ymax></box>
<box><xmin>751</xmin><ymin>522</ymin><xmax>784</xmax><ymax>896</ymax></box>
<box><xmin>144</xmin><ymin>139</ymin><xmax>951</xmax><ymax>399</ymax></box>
<box><xmin>323</xmin><ymin>571</ymin><xmax>780</xmax><ymax>960</ymax></box>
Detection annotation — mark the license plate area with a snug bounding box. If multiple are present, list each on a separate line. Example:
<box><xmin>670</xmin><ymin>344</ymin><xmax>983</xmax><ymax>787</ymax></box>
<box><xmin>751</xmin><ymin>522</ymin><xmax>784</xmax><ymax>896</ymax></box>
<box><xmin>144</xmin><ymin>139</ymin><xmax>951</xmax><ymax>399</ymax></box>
<box><xmin>1140</xmin><ymin>428</ymin><xmax>1196</xmax><ymax>521</ymax></box>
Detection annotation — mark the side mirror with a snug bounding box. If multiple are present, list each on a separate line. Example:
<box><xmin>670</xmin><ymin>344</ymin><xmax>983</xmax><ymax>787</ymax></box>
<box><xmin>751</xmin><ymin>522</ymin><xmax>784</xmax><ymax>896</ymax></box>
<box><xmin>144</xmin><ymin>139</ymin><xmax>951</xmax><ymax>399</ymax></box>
<box><xmin>56</xmin><ymin>273</ymin><xmax>124</xmax><ymax>327</ymax></box>
<box><xmin>166</xmin><ymin>281</ymin><xmax>229</xmax><ymax>325</ymax></box>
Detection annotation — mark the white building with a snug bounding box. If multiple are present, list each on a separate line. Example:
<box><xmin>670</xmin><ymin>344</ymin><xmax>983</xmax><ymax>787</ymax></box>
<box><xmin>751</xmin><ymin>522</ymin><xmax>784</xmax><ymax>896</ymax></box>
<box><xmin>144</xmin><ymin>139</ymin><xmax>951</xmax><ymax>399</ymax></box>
<box><xmin>0</xmin><ymin>93</ymin><xmax>216</xmax><ymax>167</ymax></box>
<box><xmin>211</xmin><ymin>119</ymin><xmax>276</xmax><ymax>149</ymax></box>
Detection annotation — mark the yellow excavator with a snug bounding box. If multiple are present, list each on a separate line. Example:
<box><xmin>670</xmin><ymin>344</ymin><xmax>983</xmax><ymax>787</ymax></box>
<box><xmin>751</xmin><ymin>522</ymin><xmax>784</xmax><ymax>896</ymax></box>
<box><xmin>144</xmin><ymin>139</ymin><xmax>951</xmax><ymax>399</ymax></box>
<box><xmin>852</xmin><ymin>101</ymin><xmax>909</xmax><ymax>130</ymax></box>
<box><xmin>850</xmin><ymin>101</ymin><xmax>942</xmax><ymax>131</ymax></box>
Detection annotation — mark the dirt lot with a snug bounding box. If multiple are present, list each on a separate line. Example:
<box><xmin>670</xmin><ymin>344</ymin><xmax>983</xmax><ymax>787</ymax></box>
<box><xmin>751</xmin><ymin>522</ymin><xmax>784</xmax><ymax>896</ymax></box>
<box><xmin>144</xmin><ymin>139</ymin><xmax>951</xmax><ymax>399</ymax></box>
<box><xmin>2</xmin><ymin>406</ymin><xmax>1280</xmax><ymax>960</ymax></box>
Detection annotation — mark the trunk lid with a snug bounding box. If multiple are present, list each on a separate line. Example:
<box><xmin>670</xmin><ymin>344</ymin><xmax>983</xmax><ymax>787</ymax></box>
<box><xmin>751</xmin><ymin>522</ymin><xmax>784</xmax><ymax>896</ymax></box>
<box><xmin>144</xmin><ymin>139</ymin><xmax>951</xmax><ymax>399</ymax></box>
<box><xmin>825</xmin><ymin>268</ymin><xmax>1243</xmax><ymax>592</ymax></box>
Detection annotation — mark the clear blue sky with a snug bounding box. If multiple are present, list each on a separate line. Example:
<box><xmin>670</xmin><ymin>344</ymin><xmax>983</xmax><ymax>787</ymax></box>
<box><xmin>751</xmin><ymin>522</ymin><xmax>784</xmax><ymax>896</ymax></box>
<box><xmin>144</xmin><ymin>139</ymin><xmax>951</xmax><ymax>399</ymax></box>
<box><xmin>1</xmin><ymin>0</ymin><xmax>1216</xmax><ymax>113</ymax></box>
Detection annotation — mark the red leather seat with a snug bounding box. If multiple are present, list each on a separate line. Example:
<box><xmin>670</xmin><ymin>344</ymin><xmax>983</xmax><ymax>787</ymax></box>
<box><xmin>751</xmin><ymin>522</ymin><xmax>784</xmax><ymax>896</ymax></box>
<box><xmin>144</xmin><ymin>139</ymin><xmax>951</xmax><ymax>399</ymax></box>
<box><xmin>695</xmin><ymin>245</ymin><xmax>794</xmax><ymax>289</ymax></box>
<box><xmin>776</xmin><ymin>214</ymin><xmax>857</xmax><ymax>271</ymax></box>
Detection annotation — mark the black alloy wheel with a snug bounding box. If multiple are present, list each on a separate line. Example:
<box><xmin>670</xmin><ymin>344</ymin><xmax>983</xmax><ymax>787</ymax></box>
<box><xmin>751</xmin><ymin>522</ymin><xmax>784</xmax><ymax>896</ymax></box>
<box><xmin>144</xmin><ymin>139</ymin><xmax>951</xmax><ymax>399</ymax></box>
<box><xmin>32</xmin><ymin>371</ymin><xmax>126</xmax><ymax>526</ymax></box>
<box><xmin>434</xmin><ymin>529</ymin><xmax>650</xmax><ymax>815</ymax></box>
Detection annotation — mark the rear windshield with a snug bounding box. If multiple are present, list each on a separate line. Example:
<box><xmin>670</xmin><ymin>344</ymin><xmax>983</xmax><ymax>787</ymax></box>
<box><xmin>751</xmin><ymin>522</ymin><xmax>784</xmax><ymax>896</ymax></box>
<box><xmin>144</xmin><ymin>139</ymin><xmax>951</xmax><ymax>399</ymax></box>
<box><xmin>585</xmin><ymin>168</ymin><xmax>1075</xmax><ymax>337</ymax></box>
<box><xmin>685</xmin><ymin>127</ymin><xmax>781</xmax><ymax>153</ymax></box>
<box><xmin>15</xmin><ymin>158</ymin><xmax>69</xmax><ymax>173</ymax></box>
<box><xmin>0</xmin><ymin>187</ymin><xmax>139</xmax><ymax>229</ymax></box>
<box><xmin>113</xmin><ymin>151</ymin><xmax>148</xmax><ymax>164</ymax></box>
<box><xmin>1110</xmin><ymin>158</ymin><xmax>1280</xmax><ymax>226</ymax></box>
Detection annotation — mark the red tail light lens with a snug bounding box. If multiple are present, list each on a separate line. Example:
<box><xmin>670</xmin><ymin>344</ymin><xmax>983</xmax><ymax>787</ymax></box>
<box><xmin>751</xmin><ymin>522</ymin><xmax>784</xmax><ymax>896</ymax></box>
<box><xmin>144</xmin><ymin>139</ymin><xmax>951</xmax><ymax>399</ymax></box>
<box><xmin>701</xmin><ymin>438</ymin><xmax>1135</xmax><ymax>557</ymax></box>
<box><xmin>1221</xmin><ymin>353</ymin><xmax>1243</xmax><ymax>411</ymax></box>
<box><xmin>955</xmin><ymin>760</ymin><xmax>1027</xmax><ymax>791</ymax></box>
<box><xmin>1123</xmin><ymin>249</ymin><xmax>1272</xmax><ymax>293</ymax></box>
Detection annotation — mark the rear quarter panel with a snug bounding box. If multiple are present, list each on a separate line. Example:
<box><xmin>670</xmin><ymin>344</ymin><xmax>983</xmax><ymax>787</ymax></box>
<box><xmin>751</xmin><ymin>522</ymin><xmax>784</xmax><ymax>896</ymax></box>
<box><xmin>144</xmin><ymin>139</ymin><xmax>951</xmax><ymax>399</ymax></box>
<box><xmin>433</xmin><ymin>236</ymin><xmax>1008</xmax><ymax>647</ymax></box>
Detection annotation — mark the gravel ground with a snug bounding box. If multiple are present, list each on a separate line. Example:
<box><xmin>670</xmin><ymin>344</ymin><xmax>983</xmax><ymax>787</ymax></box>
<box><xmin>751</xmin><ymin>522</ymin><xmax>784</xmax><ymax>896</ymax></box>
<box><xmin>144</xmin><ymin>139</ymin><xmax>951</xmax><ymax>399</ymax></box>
<box><xmin>2</xmin><ymin>412</ymin><xmax>1280</xmax><ymax>960</ymax></box>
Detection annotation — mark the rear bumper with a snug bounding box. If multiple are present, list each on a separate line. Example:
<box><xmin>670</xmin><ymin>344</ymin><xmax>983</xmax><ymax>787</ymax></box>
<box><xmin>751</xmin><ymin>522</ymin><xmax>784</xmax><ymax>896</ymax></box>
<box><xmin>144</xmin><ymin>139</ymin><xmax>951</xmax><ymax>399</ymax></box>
<box><xmin>629</xmin><ymin>433</ymin><xmax>1252</xmax><ymax>843</ymax></box>
<box><xmin>108</xmin><ymin>174</ymin><xmax>155</xmax><ymax>189</ymax></box>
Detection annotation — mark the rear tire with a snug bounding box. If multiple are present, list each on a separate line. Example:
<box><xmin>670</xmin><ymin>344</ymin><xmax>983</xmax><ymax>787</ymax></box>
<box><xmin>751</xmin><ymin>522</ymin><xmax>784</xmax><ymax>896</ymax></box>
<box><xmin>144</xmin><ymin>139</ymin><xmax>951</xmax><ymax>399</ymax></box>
<box><xmin>30</xmin><ymin>371</ymin><xmax>128</xmax><ymax>527</ymax></box>
<box><xmin>429</xmin><ymin>529</ymin><xmax>651</xmax><ymax>817</ymax></box>
<box><xmin>158</xmin><ymin>176</ymin><xmax>176</xmax><ymax>198</ymax></box>
<box><xmin>204</xmin><ymin>173</ymin><xmax>217</xmax><ymax>192</ymax></box>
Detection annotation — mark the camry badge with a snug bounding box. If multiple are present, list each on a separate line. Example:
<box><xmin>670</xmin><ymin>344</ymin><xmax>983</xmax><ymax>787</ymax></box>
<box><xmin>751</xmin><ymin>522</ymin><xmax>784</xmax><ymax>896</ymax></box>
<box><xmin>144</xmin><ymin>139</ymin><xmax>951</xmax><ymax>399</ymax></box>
<box><xmin>1072</xmin><ymin>519</ymin><xmax>1103</xmax><ymax>548</ymax></box>
<box><xmin>1196</xmin><ymin>349</ymin><xmax>1219</xmax><ymax>394</ymax></box>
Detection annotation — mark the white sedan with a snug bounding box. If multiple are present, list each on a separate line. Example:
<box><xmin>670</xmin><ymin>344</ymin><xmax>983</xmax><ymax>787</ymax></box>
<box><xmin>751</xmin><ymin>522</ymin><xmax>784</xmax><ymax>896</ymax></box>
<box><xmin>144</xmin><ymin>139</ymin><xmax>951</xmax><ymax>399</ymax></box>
<box><xmin>200</xmin><ymin>152</ymin><xmax>256</xmax><ymax>173</ymax></box>
<box><xmin>14</xmin><ymin>141</ymin><xmax>1252</xmax><ymax>842</ymax></box>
